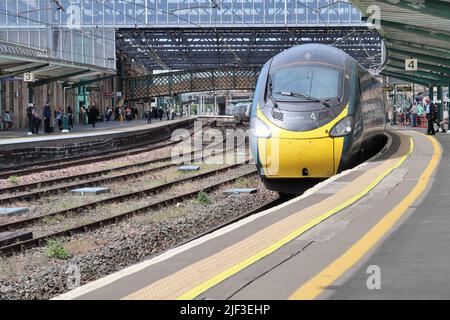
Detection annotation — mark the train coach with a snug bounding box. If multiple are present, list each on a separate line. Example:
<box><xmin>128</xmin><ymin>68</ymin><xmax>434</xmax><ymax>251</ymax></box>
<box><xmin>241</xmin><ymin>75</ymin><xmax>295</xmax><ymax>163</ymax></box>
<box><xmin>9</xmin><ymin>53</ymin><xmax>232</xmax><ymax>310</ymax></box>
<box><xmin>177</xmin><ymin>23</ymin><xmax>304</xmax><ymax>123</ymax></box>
<box><xmin>249</xmin><ymin>44</ymin><xmax>386</xmax><ymax>194</ymax></box>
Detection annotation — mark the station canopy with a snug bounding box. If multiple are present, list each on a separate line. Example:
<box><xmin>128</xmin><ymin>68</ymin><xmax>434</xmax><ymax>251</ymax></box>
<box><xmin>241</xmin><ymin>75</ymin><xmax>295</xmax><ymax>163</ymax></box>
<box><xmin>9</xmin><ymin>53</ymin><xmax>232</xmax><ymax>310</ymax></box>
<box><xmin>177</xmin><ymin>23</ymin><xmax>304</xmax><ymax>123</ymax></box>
<box><xmin>351</xmin><ymin>0</ymin><xmax>450</xmax><ymax>87</ymax></box>
<box><xmin>0</xmin><ymin>40</ymin><xmax>114</xmax><ymax>87</ymax></box>
<box><xmin>116</xmin><ymin>26</ymin><xmax>383</xmax><ymax>71</ymax></box>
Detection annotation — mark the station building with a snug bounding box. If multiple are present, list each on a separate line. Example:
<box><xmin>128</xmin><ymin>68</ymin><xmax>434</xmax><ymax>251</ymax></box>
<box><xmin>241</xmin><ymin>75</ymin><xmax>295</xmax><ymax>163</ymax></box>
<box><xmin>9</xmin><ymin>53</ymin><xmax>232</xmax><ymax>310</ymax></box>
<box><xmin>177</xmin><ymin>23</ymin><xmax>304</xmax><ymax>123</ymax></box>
<box><xmin>0</xmin><ymin>0</ymin><xmax>371</xmax><ymax>129</ymax></box>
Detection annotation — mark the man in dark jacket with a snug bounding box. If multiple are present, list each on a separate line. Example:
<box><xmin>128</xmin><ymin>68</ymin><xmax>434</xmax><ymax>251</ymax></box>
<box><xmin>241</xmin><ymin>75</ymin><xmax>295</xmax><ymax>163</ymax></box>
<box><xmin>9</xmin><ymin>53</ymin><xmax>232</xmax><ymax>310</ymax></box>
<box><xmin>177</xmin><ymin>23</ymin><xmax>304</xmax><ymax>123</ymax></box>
<box><xmin>43</xmin><ymin>101</ymin><xmax>51</xmax><ymax>134</ymax></box>
<box><xmin>89</xmin><ymin>104</ymin><xmax>99</xmax><ymax>128</ymax></box>
<box><xmin>424</xmin><ymin>97</ymin><xmax>436</xmax><ymax>135</ymax></box>
<box><xmin>27</xmin><ymin>104</ymin><xmax>34</xmax><ymax>135</ymax></box>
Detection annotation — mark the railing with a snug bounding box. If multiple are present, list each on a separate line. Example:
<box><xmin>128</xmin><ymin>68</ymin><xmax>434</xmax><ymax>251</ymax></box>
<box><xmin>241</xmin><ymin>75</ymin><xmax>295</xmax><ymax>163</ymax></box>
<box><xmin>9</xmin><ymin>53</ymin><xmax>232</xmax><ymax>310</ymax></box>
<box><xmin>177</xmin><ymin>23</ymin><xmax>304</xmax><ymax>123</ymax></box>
<box><xmin>124</xmin><ymin>67</ymin><xmax>261</xmax><ymax>101</ymax></box>
<box><xmin>394</xmin><ymin>92</ymin><xmax>413</xmax><ymax>112</ymax></box>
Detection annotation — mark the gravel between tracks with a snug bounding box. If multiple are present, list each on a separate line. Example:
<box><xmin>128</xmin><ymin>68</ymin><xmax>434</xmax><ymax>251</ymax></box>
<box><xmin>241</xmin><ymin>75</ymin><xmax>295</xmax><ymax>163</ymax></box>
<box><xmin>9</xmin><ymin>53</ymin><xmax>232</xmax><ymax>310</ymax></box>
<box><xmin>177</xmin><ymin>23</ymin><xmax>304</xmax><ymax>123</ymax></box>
<box><xmin>0</xmin><ymin>142</ymin><xmax>176</xmax><ymax>189</ymax></box>
<box><xmin>0</xmin><ymin>177</ymin><xmax>277</xmax><ymax>300</ymax></box>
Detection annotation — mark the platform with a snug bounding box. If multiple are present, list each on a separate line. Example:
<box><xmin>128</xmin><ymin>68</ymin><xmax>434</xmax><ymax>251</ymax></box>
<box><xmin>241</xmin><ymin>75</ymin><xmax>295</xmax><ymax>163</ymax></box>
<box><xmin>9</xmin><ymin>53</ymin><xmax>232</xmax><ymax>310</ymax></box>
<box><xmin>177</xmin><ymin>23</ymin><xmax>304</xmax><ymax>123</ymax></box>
<box><xmin>0</xmin><ymin>117</ymin><xmax>196</xmax><ymax>148</ymax></box>
<box><xmin>55</xmin><ymin>129</ymin><xmax>446</xmax><ymax>300</ymax></box>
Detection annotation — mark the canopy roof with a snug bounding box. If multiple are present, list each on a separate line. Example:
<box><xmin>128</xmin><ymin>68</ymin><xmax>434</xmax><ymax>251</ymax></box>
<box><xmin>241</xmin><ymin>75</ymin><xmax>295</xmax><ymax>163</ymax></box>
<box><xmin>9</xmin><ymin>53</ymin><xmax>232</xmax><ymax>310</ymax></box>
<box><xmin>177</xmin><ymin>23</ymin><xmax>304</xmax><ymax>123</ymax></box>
<box><xmin>351</xmin><ymin>0</ymin><xmax>450</xmax><ymax>86</ymax></box>
<box><xmin>0</xmin><ymin>41</ymin><xmax>115</xmax><ymax>87</ymax></box>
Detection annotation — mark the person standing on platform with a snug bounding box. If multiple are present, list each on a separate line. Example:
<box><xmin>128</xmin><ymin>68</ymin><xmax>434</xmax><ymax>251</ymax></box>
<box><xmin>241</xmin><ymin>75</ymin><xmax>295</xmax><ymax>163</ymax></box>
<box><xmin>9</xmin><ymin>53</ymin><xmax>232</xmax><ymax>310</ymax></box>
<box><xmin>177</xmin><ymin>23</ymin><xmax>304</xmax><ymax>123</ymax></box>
<box><xmin>2</xmin><ymin>110</ymin><xmax>13</xmax><ymax>129</ymax></box>
<box><xmin>90</xmin><ymin>104</ymin><xmax>99</xmax><ymax>128</ymax></box>
<box><xmin>410</xmin><ymin>102</ymin><xmax>418</xmax><ymax>127</ymax></box>
<box><xmin>68</xmin><ymin>106</ymin><xmax>74</xmax><ymax>129</ymax></box>
<box><xmin>119</xmin><ymin>107</ymin><xmax>124</xmax><ymax>123</ymax></box>
<box><xmin>424</xmin><ymin>97</ymin><xmax>436</xmax><ymax>135</ymax></box>
<box><xmin>43</xmin><ymin>101</ymin><xmax>51</xmax><ymax>134</ymax></box>
<box><xmin>56</xmin><ymin>107</ymin><xmax>63</xmax><ymax>131</ymax></box>
<box><xmin>32</xmin><ymin>107</ymin><xmax>40</xmax><ymax>134</ymax></box>
<box><xmin>146</xmin><ymin>106</ymin><xmax>152</xmax><ymax>124</ymax></box>
<box><xmin>27</xmin><ymin>104</ymin><xmax>34</xmax><ymax>135</ymax></box>
<box><xmin>79</xmin><ymin>104</ymin><xmax>85</xmax><ymax>124</ymax></box>
<box><xmin>106</xmin><ymin>106</ymin><xmax>113</xmax><ymax>121</ymax></box>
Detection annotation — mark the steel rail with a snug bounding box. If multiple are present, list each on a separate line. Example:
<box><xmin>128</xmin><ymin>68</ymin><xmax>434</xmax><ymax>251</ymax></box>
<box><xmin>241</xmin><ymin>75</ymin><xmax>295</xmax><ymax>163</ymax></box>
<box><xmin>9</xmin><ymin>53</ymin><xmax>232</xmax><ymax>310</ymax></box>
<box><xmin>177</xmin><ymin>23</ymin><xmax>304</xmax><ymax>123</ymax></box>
<box><xmin>0</xmin><ymin>168</ymin><xmax>257</xmax><ymax>256</ymax></box>
<box><xmin>0</xmin><ymin>125</ymin><xmax>236</xmax><ymax>203</ymax></box>
<box><xmin>0</xmin><ymin>120</ymin><xmax>209</xmax><ymax>179</ymax></box>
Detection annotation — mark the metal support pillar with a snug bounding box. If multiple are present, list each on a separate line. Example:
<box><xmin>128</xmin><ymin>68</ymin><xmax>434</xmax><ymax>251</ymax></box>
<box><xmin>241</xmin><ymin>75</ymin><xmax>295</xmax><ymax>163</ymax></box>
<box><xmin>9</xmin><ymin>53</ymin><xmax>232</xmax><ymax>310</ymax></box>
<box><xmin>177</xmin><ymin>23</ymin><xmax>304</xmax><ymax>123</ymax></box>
<box><xmin>0</xmin><ymin>81</ymin><xmax>3</xmax><ymax>130</ymax></box>
<box><xmin>46</xmin><ymin>0</ymin><xmax>54</xmax><ymax>59</ymax></box>
<box><xmin>28</xmin><ymin>84</ymin><xmax>34</xmax><ymax>105</ymax></box>
<box><xmin>437</xmin><ymin>86</ymin><xmax>443</xmax><ymax>122</ymax></box>
<box><xmin>393</xmin><ymin>84</ymin><xmax>397</xmax><ymax>125</ymax></box>
<box><xmin>448</xmin><ymin>83</ymin><xmax>450</xmax><ymax>131</ymax></box>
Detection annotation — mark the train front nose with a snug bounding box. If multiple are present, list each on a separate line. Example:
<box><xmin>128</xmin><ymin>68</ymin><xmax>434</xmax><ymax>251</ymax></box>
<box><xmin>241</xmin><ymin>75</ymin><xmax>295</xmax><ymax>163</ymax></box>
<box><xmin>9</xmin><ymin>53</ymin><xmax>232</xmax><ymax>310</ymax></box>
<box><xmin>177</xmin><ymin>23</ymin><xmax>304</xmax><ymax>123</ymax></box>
<box><xmin>258</xmin><ymin>137</ymin><xmax>339</xmax><ymax>178</ymax></box>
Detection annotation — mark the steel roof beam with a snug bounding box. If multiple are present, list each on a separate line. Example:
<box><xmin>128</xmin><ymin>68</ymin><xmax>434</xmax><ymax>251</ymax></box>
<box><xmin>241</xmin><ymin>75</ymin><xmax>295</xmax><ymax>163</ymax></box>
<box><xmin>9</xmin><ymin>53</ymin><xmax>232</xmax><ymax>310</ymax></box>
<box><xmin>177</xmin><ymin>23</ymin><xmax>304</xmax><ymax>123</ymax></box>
<box><xmin>30</xmin><ymin>70</ymin><xmax>92</xmax><ymax>88</ymax></box>
<box><xmin>387</xmin><ymin>48</ymin><xmax>450</xmax><ymax>68</ymax></box>
<box><xmin>385</xmin><ymin>42</ymin><xmax>450</xmax><ymax>60</ymax></box>
<box><xmin>383</xmin><ymin>38</ymin><xmax>450</xmax><ymax>55</ymax></box>
<box><xmin>0</xmin><ymin>63</ymin><xmax>49</xmax><ymax>79</ymax></box>
<box><xmin>381</xmin><ymin>70</ymin><xmax>436</xmax><ymax>86</ymax></box>
<box><xmin>362</xmin><ymin>17</ymin><xmax>450</xmax><ymax>42</ymax></box>
<box><xmin>387</xmin><ymin>57</ymin><xmax>450</xmax><ymax>76</ymax></box>
<box><xmin>385</xmin><ymin>63</ymin><xmax>450</xmax><ymax>83</ymax></box>
<box><xmin>66</xmin><ymin>75</ymin><xmax>115</xmax><ymax>89</ymax></box>
<box><xmin>375</xmin><ymin>0</ymin><xmax>450</xmax><ymax>20</ymax></box>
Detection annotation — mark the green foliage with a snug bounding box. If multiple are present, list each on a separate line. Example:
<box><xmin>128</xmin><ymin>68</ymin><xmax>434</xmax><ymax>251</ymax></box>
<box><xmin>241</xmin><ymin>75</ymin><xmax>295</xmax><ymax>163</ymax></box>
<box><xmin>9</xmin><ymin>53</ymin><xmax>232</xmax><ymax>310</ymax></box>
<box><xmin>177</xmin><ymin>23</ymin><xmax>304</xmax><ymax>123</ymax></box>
<box><xmin>45</xmin><ymin>239</ymin><xmax>71</xmax><ymax>260</ymax></box>
<box><xmin>42</xmin><ymin>216</ymin><xmax>59</xmax><ymax>225</ymax></box>
<box><xmin>8</xmin><ymin>176</ymin><xmax>19</xmax><ymax>185</ymax></box>
<box><xmin>196</xmin><ymin>191</ymin><xmax>212</xmax><ymax>205</ymax></box>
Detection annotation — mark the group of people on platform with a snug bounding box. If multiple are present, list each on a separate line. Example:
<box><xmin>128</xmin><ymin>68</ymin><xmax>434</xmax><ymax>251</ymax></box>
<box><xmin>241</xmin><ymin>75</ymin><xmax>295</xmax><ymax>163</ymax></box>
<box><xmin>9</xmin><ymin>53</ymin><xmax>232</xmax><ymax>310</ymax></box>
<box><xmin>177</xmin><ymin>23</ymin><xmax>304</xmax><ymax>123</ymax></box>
<box><xmin>144</xmin><ymin>106</ymin><xmax>178</xmax><ymax>124</ymax></box>
<box><xmin>392</xmin><ymin>96</ymin><xmax>449</xmax><ymax>136</ymax></box>
<box><xmin>24</xmin><ymin>102</ymin><xmax>99</xmax><ymax>135</ymax></box>
<box><xmin>4</xmin><ymin>102</ymin><xmax>180</xmax><ymax>135</ymax></box>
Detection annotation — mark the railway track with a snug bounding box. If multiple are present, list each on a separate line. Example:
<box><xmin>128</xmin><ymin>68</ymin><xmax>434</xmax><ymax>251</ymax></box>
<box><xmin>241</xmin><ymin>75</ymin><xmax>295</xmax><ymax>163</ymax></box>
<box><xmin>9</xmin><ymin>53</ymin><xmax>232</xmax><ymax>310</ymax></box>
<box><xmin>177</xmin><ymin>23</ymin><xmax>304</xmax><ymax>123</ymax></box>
<box><xmin>0</xmin><ymin>125</ymin><xmax>242</xmax><ymax>203</ymax></box>
<box><xmin>0</xmin><ymin>121</ymin><xmax>212</xmax><ymax>180</ymax></box>
<box><xmin>0</xmin><ymin>147</ymin><xmax>233</xmax><ymax>202</ymax></box>
<box><xmin>0</xmin><ymin>123</ymin><xmax>253</xmax><ymax>256</ymax></box>
<box><xmin>0</xmin><ymin>166</ymin><xmax>257</xmax><ymax>256</ymax></box>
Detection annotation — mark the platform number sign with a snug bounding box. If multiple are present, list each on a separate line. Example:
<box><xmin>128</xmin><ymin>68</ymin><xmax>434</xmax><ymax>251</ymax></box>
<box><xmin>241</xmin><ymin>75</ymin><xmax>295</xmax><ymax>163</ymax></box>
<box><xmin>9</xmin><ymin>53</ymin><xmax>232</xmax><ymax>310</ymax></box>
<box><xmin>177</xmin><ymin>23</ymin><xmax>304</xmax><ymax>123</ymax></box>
<box><xmin>405</xmin><ymin>59</ymin><xmax>418</xmax><ymax>71</ymax></box>
<box><xmin>23</xmin><ymin>73</ymin><xmax>35</xmax><ymax>82</ymax></box>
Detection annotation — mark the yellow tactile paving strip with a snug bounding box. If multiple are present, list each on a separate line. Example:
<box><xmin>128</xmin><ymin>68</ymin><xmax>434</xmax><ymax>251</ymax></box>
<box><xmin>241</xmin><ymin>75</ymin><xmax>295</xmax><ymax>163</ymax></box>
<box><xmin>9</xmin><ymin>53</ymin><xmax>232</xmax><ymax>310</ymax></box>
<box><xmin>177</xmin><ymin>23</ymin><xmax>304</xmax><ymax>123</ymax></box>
<box><xmin>123</xmin><ymin>132</ymin><xmax>411</xmax><ymax>300</ymax></box>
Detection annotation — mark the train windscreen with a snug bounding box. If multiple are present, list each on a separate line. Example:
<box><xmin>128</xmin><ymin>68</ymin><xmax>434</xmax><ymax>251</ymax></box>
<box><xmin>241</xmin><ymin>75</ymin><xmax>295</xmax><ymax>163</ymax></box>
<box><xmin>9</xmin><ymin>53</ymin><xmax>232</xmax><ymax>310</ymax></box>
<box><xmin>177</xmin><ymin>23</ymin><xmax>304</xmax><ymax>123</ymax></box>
<box><xmin>269</xmin><ymin>65</ymin><xmax>342</xmax><ymax>103</ymax></box>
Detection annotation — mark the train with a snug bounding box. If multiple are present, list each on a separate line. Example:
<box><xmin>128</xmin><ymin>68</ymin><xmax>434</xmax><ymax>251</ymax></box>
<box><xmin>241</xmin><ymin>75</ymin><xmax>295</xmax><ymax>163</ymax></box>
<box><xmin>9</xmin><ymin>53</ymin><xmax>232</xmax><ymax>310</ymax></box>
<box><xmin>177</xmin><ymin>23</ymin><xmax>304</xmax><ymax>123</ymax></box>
<box><xmin>232</xmin><ymin>102</ymin><xmax>252</xmax><ymax>122</ymax></box>
<box><xmin>249</xmin><ymin>44</ymin><xmax>386</xmax><ymax>194</ymax></box>
<box><xmin>226</xmin><ymin>101</ymin><xmax>252</xmax><ymax>123</ymax></box>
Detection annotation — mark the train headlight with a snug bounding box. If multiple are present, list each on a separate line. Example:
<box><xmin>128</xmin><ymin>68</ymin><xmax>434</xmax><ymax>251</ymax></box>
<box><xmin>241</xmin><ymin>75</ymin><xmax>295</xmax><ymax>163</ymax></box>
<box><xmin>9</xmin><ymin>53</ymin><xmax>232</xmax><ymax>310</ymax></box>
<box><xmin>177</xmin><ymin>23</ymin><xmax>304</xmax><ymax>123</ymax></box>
<box><xmin>330</xmin><ymin>116</ymin><xmax>354</xmax><ymax>137</ymax></box>
<box><xmin>252</xmin><ymin>118</ymin><xmax>272</xmax><ymax>138</ymax></box>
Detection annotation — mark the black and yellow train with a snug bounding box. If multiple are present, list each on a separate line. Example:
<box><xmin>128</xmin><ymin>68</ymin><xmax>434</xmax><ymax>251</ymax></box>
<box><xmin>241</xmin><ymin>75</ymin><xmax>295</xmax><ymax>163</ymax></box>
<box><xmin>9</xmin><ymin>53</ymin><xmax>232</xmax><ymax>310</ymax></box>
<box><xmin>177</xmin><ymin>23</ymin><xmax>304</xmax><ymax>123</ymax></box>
<box><xmin>249</xmin><ymin>44</ymin><xmax>386</xmax><ymax>193</ymax></box>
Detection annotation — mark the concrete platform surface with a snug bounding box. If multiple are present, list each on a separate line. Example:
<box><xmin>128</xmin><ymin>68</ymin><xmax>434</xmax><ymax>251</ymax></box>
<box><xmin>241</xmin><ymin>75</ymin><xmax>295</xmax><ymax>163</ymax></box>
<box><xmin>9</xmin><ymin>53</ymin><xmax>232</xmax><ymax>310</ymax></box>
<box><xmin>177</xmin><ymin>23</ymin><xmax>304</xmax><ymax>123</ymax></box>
<box><xmin>55</xmin><ymin>129</ymin><xmax>446</xmax><ymax>300</ymax></box>
<box><xmin>0</xmin><ymin>117</ymin><xmax>196</xmax><ymax>146</ymax></box>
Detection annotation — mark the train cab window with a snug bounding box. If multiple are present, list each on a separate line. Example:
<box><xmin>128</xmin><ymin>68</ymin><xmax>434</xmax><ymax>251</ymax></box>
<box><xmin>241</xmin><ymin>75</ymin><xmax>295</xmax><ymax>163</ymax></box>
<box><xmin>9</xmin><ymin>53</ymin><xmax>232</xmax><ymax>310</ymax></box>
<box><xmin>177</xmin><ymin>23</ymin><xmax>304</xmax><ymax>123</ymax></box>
<box><xmin>270</xmin><ymin>65</ymin><xmax>343</xmax><ymax>103</ymax></box>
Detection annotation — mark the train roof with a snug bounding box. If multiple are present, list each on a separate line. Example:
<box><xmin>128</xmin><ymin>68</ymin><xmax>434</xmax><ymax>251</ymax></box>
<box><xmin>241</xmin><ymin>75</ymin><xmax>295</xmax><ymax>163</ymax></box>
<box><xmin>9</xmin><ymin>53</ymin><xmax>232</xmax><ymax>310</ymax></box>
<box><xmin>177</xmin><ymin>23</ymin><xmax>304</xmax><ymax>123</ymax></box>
<box><xmin>269</xmin><ymin>44</ymin><xmax>350</xmax><ymax>70</ymax></box>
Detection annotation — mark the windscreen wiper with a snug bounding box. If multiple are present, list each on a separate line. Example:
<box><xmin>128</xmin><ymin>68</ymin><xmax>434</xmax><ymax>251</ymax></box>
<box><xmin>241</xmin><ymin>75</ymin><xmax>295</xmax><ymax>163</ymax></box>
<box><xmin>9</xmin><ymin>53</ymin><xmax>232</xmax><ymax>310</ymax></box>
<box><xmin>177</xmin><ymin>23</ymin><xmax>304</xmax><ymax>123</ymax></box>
<box><xmin>267</xmin><ymin>92</ymin><xmax>278</xmax><ymax>109</ymax></box>
<box><xmin>276</xmin><ymin>91</ymin><xmax>333</xmax><ymax>108</ymax></box>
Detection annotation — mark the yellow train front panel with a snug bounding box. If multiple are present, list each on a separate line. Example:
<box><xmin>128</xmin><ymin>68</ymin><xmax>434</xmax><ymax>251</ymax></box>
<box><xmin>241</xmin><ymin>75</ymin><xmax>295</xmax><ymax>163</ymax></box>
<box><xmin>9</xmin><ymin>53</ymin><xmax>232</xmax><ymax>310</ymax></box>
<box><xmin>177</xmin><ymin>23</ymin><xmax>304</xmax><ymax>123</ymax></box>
<box><xmin>257</xmin><ymin>107</ymin><xmax>347</xmax><ymax>179</ymax></box>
